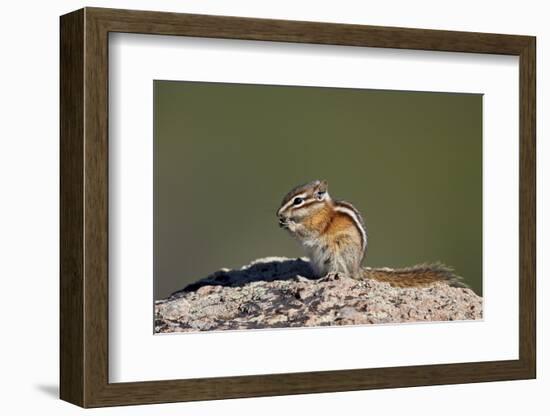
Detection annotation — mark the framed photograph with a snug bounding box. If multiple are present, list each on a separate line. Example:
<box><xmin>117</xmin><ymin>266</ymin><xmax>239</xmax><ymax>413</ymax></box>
<box><xmin>60</xmin><ymin>7</ymin><xmax>536</xmax><ymax>408</ymax></box>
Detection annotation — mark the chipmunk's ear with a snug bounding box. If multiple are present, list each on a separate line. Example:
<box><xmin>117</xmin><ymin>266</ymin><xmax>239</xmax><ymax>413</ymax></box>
<box><xmin>315</xmin><ymin>180</ymin><xmax>328</xmax><ymax>200</ymax></box>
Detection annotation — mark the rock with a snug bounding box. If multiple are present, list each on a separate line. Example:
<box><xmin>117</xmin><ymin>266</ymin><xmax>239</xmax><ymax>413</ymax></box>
<box><xmin>155</xmin><ymin>257</ymin><xmax>482</xmax><ymax>333</ymax></box>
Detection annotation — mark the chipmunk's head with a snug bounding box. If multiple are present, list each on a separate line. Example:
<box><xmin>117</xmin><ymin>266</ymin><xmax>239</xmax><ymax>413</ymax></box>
<box><xmin>277</xmin><ymin>180</ymin><xmax>331</xmax><ymax>229</ymax></box>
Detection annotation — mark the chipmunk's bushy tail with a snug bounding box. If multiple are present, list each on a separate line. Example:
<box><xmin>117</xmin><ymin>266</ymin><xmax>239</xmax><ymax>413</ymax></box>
<box><xmin>362</xmin><ymin>263</ymin><xmax>467</xmax><ymax>288</ymax></box>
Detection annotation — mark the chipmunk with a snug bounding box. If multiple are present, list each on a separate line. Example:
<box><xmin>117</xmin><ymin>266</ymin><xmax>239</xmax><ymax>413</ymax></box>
<box><xmin>276</xmin><ymin>180</ymin><xmax>465</xmax><ymax>288</ymax></box>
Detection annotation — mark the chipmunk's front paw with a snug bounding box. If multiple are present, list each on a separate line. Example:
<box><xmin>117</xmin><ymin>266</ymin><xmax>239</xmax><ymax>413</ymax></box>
<box><xmin>286</xmin><ymin>220</ymin><xmax>302</xmax><ymax>233</ymax></box>
<box><xmin>320</xmin><ymin>272</ymin><xmax>341</xmax><ymax>282</ymax></box>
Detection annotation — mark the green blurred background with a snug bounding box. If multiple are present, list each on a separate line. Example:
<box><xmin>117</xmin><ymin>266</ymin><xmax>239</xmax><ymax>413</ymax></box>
<box><xmin>154</xmin><ymin>80</ymin><xmax>482</xmax><ymax>299</ymax></box>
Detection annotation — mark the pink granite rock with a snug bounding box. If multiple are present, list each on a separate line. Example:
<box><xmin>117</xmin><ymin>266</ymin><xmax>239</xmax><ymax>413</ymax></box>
<box><xmin>155</xmin><ymin>257</ymin><xmax>482</xmax><ymax>333</ymax></box>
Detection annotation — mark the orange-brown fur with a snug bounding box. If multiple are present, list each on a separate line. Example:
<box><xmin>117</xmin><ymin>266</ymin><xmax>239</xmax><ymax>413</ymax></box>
<box><xmin>304</xmin><ymin>208</ymin><xmax>362</xmax><ymax>250</ymax></box>
<box><xmin>326</xmin><ymin>214</ymin><xmax>363</xmax><ymax>252</ymax></box>
<box><xmin>303</xmin><ymin>203</ymin><xmax>333</xmax><ymax>234</ymax></box>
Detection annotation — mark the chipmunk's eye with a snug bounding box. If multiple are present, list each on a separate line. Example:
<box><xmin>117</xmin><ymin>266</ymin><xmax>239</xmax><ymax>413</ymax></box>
<box><xmin>293</xmin><ymin>197</ymin><xmax>304</xmax><ymax>206</ymax></box>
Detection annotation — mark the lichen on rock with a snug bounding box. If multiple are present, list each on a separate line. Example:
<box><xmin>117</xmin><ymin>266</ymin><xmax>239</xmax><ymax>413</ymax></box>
<box><xmin>155</xmin><ymin>257</ymin><xmax>482</xmax><ymax>333</ymax></box>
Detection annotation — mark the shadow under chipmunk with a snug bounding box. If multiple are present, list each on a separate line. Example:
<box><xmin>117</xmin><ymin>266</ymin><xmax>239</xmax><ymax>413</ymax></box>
<box><xmin>170</xmin><ymin>256</ymin><xmax>466</xmax><ymax>298</ymax></box>
<box><xmin>170</xmin><ymin>257</ymin><xmax>316</xmax><ymax>296</ymax></box>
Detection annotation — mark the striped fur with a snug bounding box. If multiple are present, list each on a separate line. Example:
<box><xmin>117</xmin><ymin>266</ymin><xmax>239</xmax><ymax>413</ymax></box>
<box><xmin>334</xmin><ymin>200</ymin><xmax>367</xmax><ymax>252</ymax></box>
<box><xmin>277</xmin><ymin>180</ymin><xmax>367</xmax><ymax>278</ymax></box>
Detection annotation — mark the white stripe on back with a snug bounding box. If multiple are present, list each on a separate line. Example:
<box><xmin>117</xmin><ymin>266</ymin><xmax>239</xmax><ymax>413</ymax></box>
<box><xmin>334</xmin><ymin>203</ymin><xmax>367</xmax><ymax>252</ymax></box>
